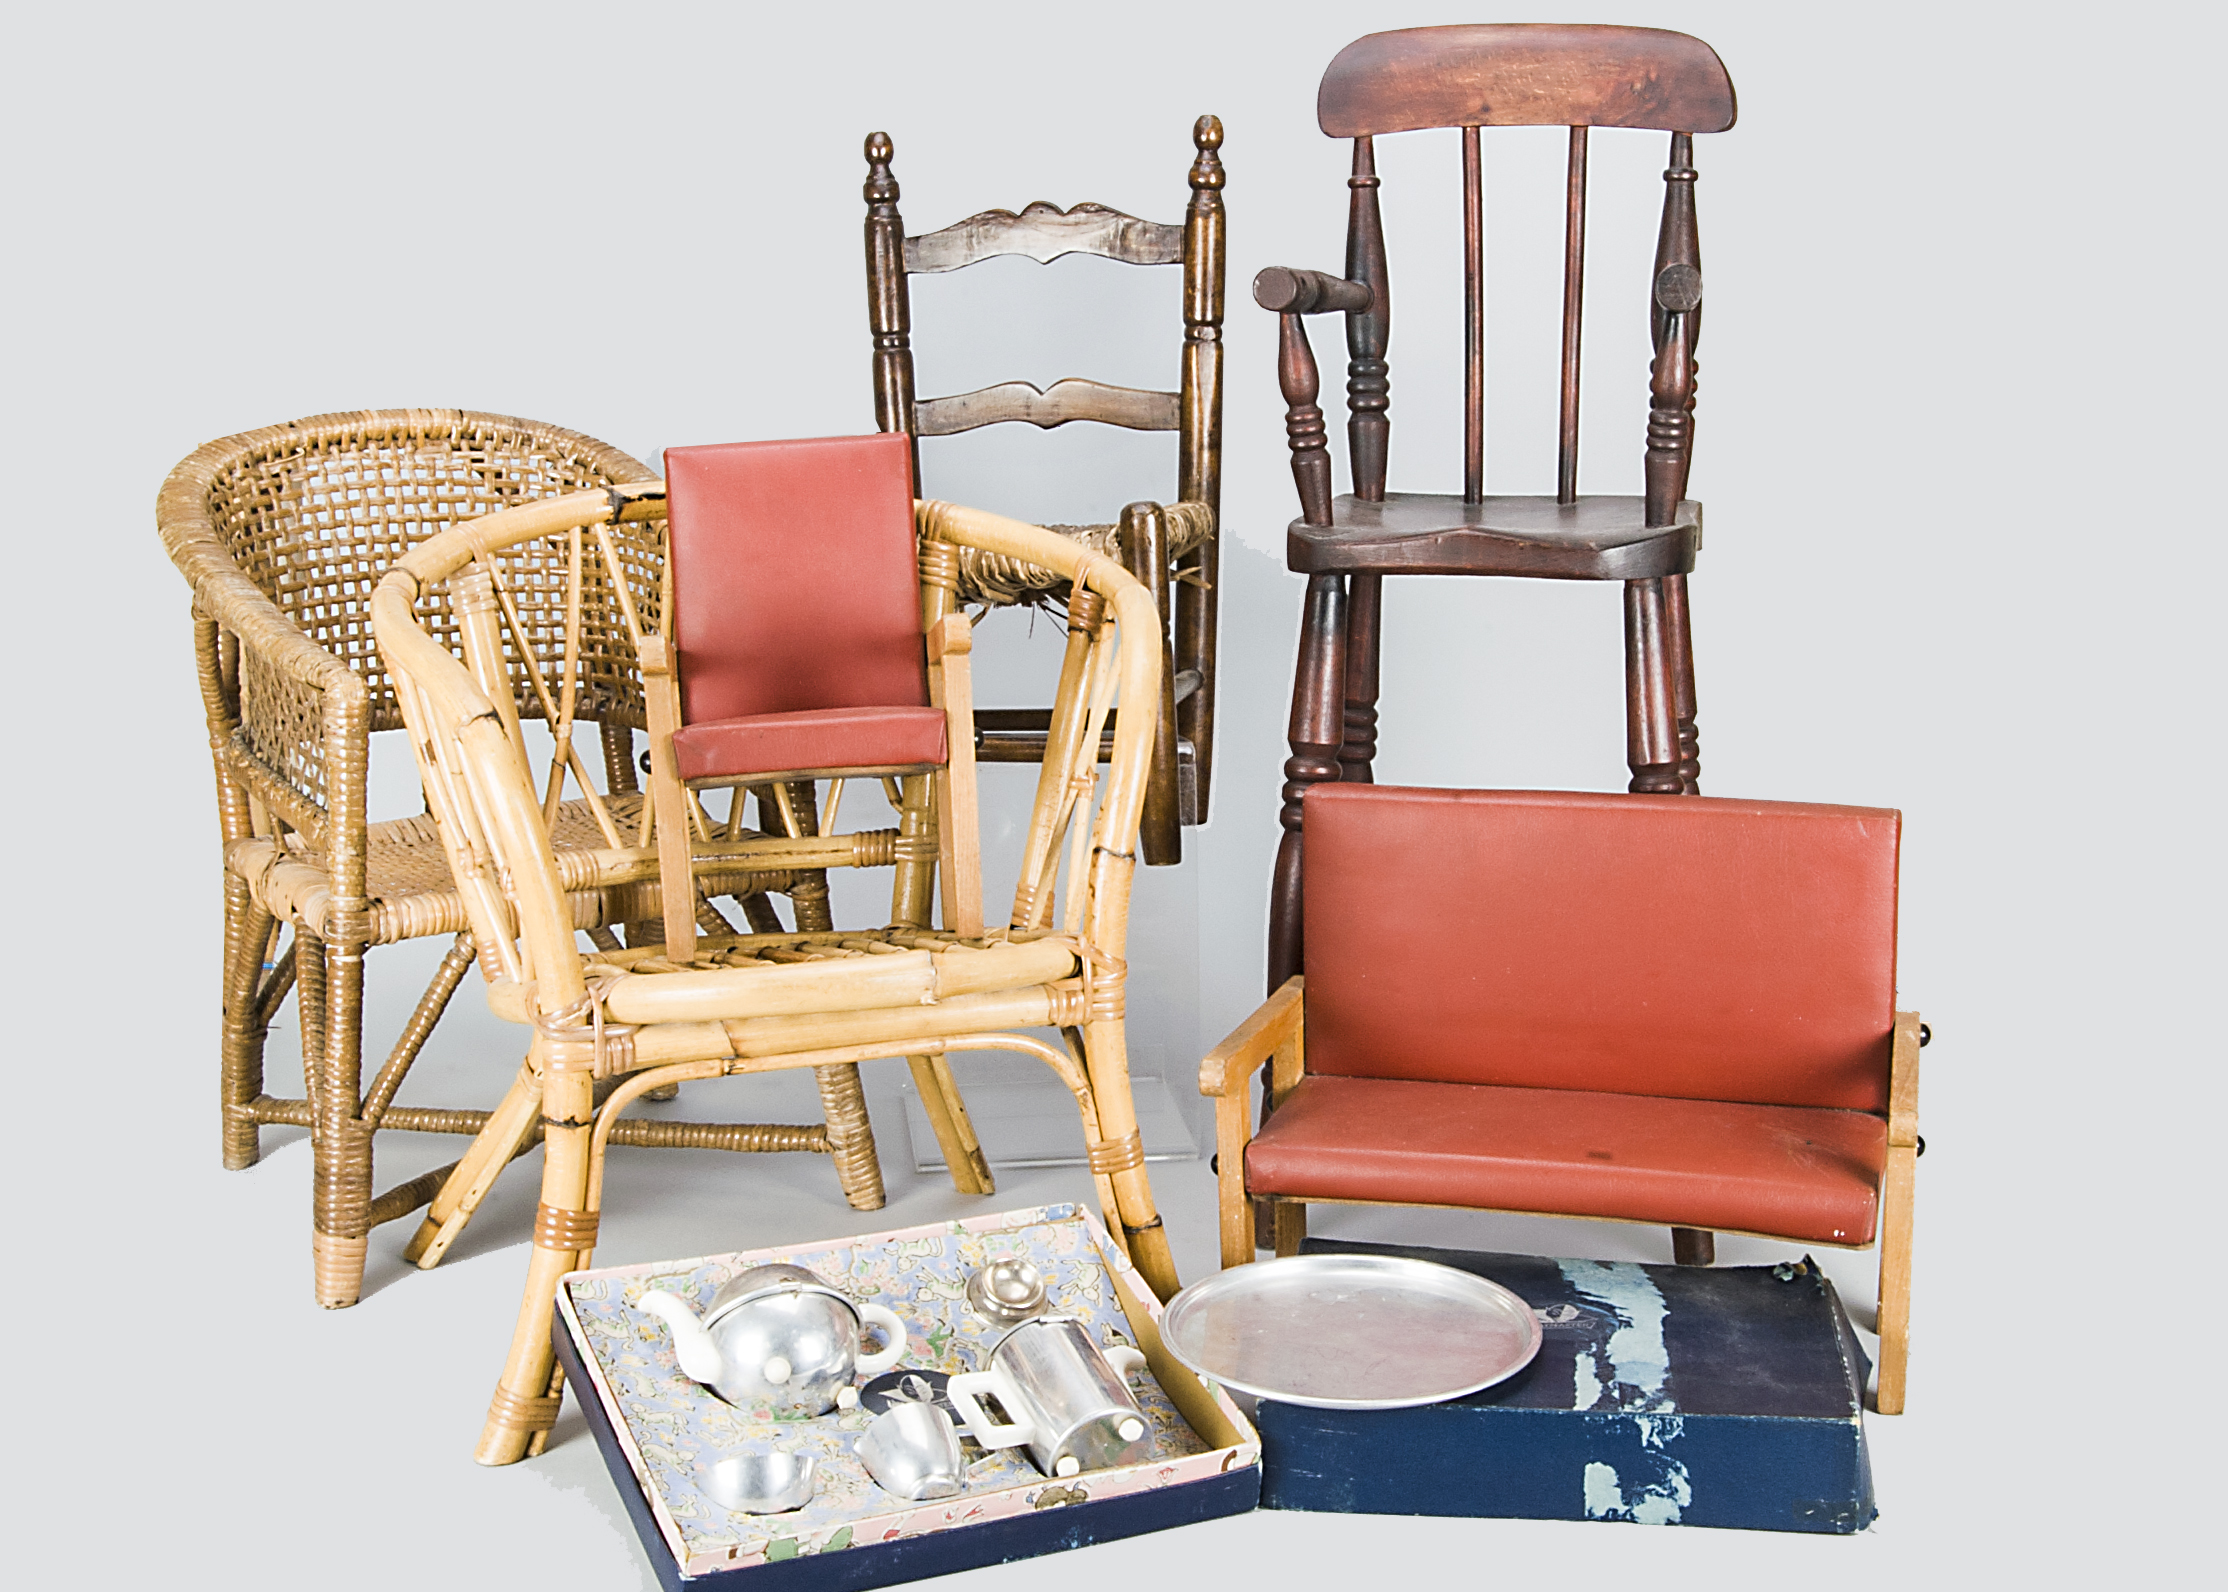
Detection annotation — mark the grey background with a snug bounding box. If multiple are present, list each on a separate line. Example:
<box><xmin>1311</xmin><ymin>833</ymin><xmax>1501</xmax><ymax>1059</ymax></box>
<box><xmin>6</xmin><ymin>1</ymin><xmax>2212</xmax><ymax>1584</ymax></box>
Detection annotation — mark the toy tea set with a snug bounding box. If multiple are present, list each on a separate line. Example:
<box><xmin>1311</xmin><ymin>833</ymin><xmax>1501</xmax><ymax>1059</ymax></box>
<box><xmin>553</xmin><ymin>1205</ymin><xmax>1260</xmax><ymax>1587</ymax></box>
<box><xmin>635</xmin><ymin>1253</ymin><xmax>1156</xmax><ymax>1508</ymax></box>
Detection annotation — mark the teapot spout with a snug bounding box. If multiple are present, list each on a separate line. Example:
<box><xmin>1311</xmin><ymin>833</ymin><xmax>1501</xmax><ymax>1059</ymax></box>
<box><xmin>636</xmin><ymin>1289</ymin><xmax>726</xmax><ymax>1386</ymax></box>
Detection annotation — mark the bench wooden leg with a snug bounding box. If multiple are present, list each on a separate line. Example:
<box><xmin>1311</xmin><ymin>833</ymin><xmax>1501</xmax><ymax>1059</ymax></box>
<box><xmin>1672</xmin><ymin>1226</ymin><xmax>1715</xmax><ymax>1266</ymax></box>
<box><xmin>1875</xmin><ymin>1139</ymin><xmax>1917</xmax><ymax>1414</ymax></box>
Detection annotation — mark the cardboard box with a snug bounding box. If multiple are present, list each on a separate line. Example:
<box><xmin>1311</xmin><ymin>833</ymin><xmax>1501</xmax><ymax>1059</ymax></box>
<box><xmin>1257</xmin><ymin>1240</ymin><xmax>1876</xmax><ymax>1534</ymax></box>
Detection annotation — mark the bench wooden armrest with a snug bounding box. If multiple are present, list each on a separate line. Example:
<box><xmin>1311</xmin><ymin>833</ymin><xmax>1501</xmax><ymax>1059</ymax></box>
<box><xmin>1201</xmin><ymin>976</ymin><xmax>1305</xmax><ymax>1270</ymax></box>
<box><xmin>1200</xmin><ymin>975</ymin><xmax>1304</xmax><ymax>1099</ymax></box>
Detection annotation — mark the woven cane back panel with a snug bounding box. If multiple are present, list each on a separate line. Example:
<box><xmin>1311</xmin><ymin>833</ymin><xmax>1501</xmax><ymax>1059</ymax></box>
<box><xmin>194</xmin><ymin>410</ymin><xmax>660</xmax><ymax>816</ymax></box>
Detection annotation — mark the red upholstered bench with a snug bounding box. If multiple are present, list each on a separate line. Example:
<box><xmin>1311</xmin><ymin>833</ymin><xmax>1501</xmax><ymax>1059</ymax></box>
<box><xmin>1202</xmin><ymin>785</ymin><xmax>1922</xmax><ymax>1412</ymax></box>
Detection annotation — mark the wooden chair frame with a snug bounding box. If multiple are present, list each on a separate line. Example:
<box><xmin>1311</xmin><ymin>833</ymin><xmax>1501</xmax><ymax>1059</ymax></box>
<box><xmin>1254</xmin><ymin>26</ymin><xmax>1738</xmax><ymax>990</ymax></box>
<box><xmin>158</xmin><ymin>410</ymin><xmax>894</xmax><ymax>1307</ymax></box>
<box><xmin>863</xmin><ymin>117</ymin><xmax>1225</xmax><ymax>865</ymax></box>
<box><xmin>1202</xmin><ymin>980</ymin><xmax>1923</xmax><ymax>1414</ymax></box>
<box><xmin>371</xmin><ymin>484</ymin><xmax>1180</xmax><ymax>1465</ymax></box>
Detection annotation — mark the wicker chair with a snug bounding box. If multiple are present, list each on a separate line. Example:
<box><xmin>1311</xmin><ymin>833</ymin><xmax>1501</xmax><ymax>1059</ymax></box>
<box><xmin>159</xmin><ymin>410</ymin><xmax>895</xmax><ymax>1309</ymax></box>
<box><xmin>371</xmin><ymin>482</ymin><xmax>1181</xmax><ymax>1464</ymax></box>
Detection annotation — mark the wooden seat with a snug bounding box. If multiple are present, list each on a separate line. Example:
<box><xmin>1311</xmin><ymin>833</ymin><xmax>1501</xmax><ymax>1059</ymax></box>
<box><xmin>1255</xmin><ymin>25</ymin><xmax>1738</xmax><ymax>990</ymax></box>
<box><xmin>862</xmin><ymin>117</ymin><xmax>1226</xmax><ymax>865</ymax></box>
<box><xmin>1203</xmin><ymin>784</ymin><xmax>1924</xmax><ymax>1413</ymax></box>
<box><xmin>157</xmin><ymin>410</ymin><xmax>890</xmax><ymax>1308</ymax></box>
<box><xmin>370</xmin><ymin>484</ymin><xmax>1182</xmax><ymax>1464</ymax></box>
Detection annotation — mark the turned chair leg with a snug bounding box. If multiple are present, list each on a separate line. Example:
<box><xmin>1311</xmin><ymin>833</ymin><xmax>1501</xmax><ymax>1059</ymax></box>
<box><xmin>1624</xmin><ymin>578</ymin><xmax>1684</xmax><ymax>794</ymax></box>
<box><xmin>1269</xmin><ymin>573</ymin><xmax>1348</xmax><ymax>994</ymax></box>
<box><xmin>1664</xmin><ymin>572</ymin><xmax>1700</xmax><ymax>792</ymax></box>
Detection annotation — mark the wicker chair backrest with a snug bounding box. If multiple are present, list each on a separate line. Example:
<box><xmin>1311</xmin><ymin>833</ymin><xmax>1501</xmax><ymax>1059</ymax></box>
<box><xmin>160</xmin><ymin>409</ymin><xmax>660</xmax><ymax>826</ymax></box>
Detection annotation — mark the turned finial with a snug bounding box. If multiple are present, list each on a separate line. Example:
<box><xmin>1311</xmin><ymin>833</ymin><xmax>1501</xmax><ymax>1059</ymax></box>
<box><xmin>864</xmin><ymin>131</ymin><xmax>898</xmax><ymax>204</ymax></box>
<box><xmin>1189</xmin><ymin>115</ymin><xmax>1225</xmax><ymax>191</ymax></box>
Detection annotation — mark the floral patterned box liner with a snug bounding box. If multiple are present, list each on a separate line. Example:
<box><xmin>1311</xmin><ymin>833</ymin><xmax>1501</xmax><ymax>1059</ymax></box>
<box><xmin>558</xmin><ymin>1203</ymin><xmax>1259</xmax><ymax>1580</ymax></box>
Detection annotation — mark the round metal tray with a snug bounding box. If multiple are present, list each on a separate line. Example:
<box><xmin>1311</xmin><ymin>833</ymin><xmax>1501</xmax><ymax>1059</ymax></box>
<box><xmin>1158</xmin><ymin>1253</ymin><xmax>1543</xmax><ymax>1409</ymax></box>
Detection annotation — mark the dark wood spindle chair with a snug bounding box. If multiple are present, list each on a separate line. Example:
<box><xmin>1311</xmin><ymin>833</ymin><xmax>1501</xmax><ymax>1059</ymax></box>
<box><xmin>862</xmin><ymin>118</ymin><xmax>1226</xmax><ymax>865</ymax></box>
<box><xmin>1259</xmin><ymin>25</ymin><xmax>1737</xmax><ymax>1052</ymax></box>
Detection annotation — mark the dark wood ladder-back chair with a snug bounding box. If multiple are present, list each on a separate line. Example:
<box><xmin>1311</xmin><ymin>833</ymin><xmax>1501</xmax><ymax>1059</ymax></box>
<box><xmin>1259</xmin><ymin>27</ymin><xmax>1738</xmax><ymax>1001</ymax></box>
<box><xmin>863</xmin><ymin>117</ymin><xmax>1226</xmax><ymax>865</ymax></box>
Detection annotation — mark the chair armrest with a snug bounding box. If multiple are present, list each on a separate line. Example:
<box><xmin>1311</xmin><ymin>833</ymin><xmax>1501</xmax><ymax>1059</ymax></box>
<box><xmin>1200</xmin><ymin>976</ymin><xmax>1304</xmax><ymax>1100</ymax></box>
<box><xmin>1889</xmin><ymin>1010</ymin><xmax>1922</xmax><ymax>1148</ymax></box>
<box><xmin>1253</xmin><ymin>267</ymin><xmax>1373</xmax><ymax>316</ymax></box>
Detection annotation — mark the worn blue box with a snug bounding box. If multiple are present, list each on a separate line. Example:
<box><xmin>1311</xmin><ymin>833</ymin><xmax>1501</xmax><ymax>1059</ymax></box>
<box><xmin>1257</xmin><ymin>1239</ymin><xmax>1875</xmax><ymax>1534</ymax></box>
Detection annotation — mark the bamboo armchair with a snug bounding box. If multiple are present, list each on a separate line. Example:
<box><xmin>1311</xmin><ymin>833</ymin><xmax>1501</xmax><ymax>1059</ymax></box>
<box><xmin>864</xmin><ymin>116</ymin><xmax>1225</xmax><ymax>865</ymax></box>
<box><xmin>158</xmin><ymin>410</ymin><xmax>895</xmax><ymax>1308</ymax></box>
<box><xmin>370</xmin><ymin>482</ymin><xmax>1180</xmax><ymax>1465</ymax></box>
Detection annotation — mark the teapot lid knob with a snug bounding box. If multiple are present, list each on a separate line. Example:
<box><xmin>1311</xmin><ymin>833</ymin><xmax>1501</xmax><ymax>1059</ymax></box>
<box><xmin>763</xmin><ymin>1356</ymin><xmax>793</xmax><ymax>1386</ymax></box>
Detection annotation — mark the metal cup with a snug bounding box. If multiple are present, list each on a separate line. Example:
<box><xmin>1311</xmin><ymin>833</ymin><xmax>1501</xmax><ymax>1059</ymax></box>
<box><xmin>707</xmin><ymin>1448</ymin><xmax>817</xmax><ymax>1514</ymax></box>
<box><xmin>856</xmin><ymin>1400</ymin><xmax>967</xmax><ymax>1501</ymax></box>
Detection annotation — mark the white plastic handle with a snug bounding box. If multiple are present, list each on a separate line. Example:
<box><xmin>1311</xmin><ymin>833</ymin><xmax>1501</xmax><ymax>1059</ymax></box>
<box><xmin>1105</xmin><ymin>1346</ymin><xmax>1148</xmax><ymax>1381</ymax></box>
<box><xmin>855</xmin><ymin>1303</ymin><xmax>908</xmax><ymax>1376</ymax></box>
<box><xmin>947</xmin><ymin>1368</ymin><xmax>1034</xmax><ymax>1449</ymax></box>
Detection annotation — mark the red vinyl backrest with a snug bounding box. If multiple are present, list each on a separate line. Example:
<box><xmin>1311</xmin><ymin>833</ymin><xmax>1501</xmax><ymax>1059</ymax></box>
<box><xmin>663</xmin><ymin>434</ymin><xmax>928</xmax><ymax>726</ymax></box>
<box><xmin>1301</xmin><ymin>786</ymin><xmax>1901</xmax><ymax>1112</ymax></box>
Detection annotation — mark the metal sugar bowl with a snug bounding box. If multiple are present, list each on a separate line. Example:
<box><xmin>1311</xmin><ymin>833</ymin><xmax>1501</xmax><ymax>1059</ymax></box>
<box><xmin>637</xmin><ymin>1263</ymin><xmax>909</xmax><ymax>1418</ymax></box>
<box><xmin>949</xmin><ymin>1316</ymin><xmax>1154</xmax><ymax>1477</ymax></box>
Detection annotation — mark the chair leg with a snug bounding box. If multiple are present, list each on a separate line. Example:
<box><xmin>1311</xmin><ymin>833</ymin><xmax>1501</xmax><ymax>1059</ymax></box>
<box><xmin>219</xmin><ymin>881</ymin><xmax>274</xmax><ymax>1169</ymax></box>
<box><xmin>907</xmin><ymin>1054</ymin><xmax>994</xmax><ymax>1195</ymax></box>
<box><xmin>1663</xmin><ymin>573</ymin><xmax>1700</xmax><ymax>792</ymax></box>
<box><xmin>1671</xmin><ymin>1227</ymin><xmax>1715</xmax><ymax>1266</ymax></box>
<box><xmin>311</xmin><ymin>934</ymin><xmax>373</xmax><ymax>1309</ymax></box>
<box><xmin>1272</xmin><ymin>1199</ymin><xmax>1307</xmax><ymax>1258</ymax></box>
<box><xmin>475</xmin><ymin>1061</ymin><xmax>595</xmax><ymax>1466</ymax></box>
<box><xmin>1118</xmin><ymin>502</ymin><xmax>1184</xmax><ymax>867</ymax></box>
<box><xmin>1875</xmin><ymin>1139</ymin><xmax>1918</xmax><ymax>1414</ymax></box>
<box><xmin>405</xmin><ymin>1063</ymin><xmax>542</xmax><ymax>1268</ymax></box>
<box><xmin>1623</xmin><ymin>577</ymin><xmax>1683</xmax><ymax>794</ymax></box>
<box><xmin>1269</xmin><ymin>573</ymin><xmax>1349</xmax><ymax>993</ymax></box>
<box><xmin>815</xmin><ymin>1063</ymin><xmax>886</xmax><ymax>1211</ymax></box>
<box><xmin>1338</xmin><ymin>573</ymin><xmax>1382</xmax><ymax>785</ymax></box>
<box><xmin>1078</xmin><ymin>1013</ymin><xmax>1180</xmax><ymax>1302</ymax></box>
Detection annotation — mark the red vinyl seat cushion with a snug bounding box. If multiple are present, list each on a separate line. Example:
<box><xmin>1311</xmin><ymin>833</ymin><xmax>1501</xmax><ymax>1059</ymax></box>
<box><xmin>670</xmin><ymin>705</ymin><xmax>948</xmax><ymax>782</ymax></box>
<box><xmin>1245</xmin><ymin>1074</ymin><xmax>1887</xmax><ymax>1246</ymax></box>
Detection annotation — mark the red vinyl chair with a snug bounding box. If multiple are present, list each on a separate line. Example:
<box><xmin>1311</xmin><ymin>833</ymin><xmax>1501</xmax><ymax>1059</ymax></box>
<box><xmin>644</xmin><ymin>432</ymin><xmax>993</xmax><ymax>1194</ymax></box>
<box><xmin>1202</xmin><ymin>786</ymin><xmax>1924</xmax><ymax>1412</ymax></box>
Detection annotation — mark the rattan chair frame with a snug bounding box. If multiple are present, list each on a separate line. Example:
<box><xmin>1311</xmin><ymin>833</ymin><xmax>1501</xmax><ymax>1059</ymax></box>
<box><xmin>372</xmin><ymin>484</ymin><xmax>1179</xmax><ymax>1465</ymax></box>
<box><xmin>158</xmin><ymin>410</ymin><xmax>894</xmax><ymax>1308</ymax></box>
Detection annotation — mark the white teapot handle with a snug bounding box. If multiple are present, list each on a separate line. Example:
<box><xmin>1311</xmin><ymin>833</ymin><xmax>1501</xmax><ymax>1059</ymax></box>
<box><xmin>948</xmin><ymin>1368</ymin><xmax>1034</xmax><ymax>1449</ymax></box>
<box><xmin>855</xmin><ymin>1302</ymin><xmax>908</xmax><ymax>1375</ymax></box>
<box><xmin>1105</xmin><ymin>1346</ymin><xmax>1148</xmax><ymax>1381</ymax></box>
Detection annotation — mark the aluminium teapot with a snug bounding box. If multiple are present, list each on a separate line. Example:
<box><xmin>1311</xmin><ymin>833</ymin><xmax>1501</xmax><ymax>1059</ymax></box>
<box><xmin>636</xmin><ymin>1263</ymin><xmax>908</xmax><ymax>1418</ymax></box>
